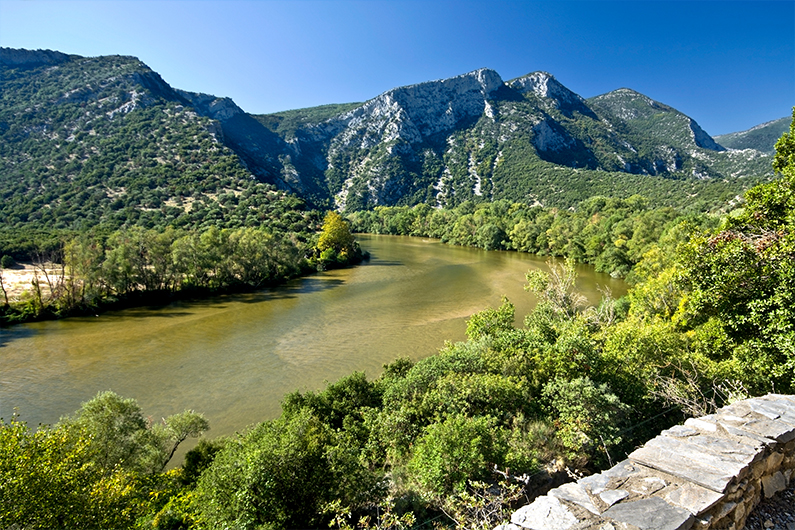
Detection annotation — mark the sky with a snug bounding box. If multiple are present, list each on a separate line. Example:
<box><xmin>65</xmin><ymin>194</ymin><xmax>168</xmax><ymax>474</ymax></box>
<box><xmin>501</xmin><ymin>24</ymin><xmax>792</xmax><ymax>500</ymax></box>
<box><xmin>0</xmin><ymin>0</ymin><xmax>793</xmax><ymax>136</ymax></box>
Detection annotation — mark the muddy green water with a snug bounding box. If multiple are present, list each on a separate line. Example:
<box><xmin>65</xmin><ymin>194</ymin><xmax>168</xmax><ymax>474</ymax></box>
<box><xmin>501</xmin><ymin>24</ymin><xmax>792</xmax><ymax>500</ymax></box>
<box><xmin>0</xmin><ymin>235</ymin><xmax>626</xmax><ymax>436</ymax></box>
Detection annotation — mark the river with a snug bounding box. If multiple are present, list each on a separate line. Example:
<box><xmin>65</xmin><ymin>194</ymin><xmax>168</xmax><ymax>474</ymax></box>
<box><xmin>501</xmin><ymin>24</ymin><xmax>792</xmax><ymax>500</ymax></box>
<box><xmin>0</xmin><ymin>235</ymin><xmax>626</xmax><ymax>436</ymax></box>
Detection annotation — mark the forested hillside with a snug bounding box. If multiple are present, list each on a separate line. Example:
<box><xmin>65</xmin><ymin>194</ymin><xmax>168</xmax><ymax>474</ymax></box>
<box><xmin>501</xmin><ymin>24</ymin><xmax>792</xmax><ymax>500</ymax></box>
<box><xmin>0</xmin><ymin>50</ymin><xmax>311</xmax><ymax>230</ymax></box>
<box><xmin>715</xmin><ymin>115</ymin><xmax>792</xmax><ymax>154</ymax></box>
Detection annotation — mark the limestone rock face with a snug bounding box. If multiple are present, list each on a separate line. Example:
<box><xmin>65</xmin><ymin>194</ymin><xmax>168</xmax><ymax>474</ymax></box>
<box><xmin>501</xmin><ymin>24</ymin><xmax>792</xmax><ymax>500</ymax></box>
<box><xmin>511</xmin><ymin>71</ymin><xmax>596</xmax><ymax>118</ymax></box>
<box><xmin>2</xmin><ymin>47</ymin><xmax>773</xmax><ymax>212</ymax></box>
<box><xmin>328</xmin><ymin>67</ymin><xmax>504</xmax><ymax>147</ymax></box>
<box><xmin>178</xmin><ymin>91</ymin><xmax>244</xmax><ymax>121</ymax></box>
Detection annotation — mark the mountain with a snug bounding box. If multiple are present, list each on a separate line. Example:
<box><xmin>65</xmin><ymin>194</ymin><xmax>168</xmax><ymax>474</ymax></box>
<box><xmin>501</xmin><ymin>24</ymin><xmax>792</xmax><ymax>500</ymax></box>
<box><xmin>244</xmin><ymin>69</ymin><xmax>772</xmax><ymax>211</ymax></box>
<box><xmin>714</xmin><ymin>116</ymin><xmax>792</xmax><ymax>154</ymax></box>
<box><xmin>0</xmin><ymin>47</ymin><xmax>777</xmax><ymax>232</ymax></box>
<box><xmin>0</xmin><ymin>48</ymin><xmax>309</xmax><ymax>232</ymax></box>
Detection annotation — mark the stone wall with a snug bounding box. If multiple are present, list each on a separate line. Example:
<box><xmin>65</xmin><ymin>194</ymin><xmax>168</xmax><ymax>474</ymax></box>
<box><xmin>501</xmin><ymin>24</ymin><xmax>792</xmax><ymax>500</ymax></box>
<box><xmin>500</xmin><ymin>394</ymin><xmax>795</xmax><ymax>530</ymax></box>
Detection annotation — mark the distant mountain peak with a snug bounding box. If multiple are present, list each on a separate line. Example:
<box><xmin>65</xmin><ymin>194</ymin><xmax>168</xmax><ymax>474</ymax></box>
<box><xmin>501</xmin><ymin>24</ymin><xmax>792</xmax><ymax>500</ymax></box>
<box><xmin>320</xmin><ymin>68</ymin><xmax>505</xmax><ymax>148</ymax></box>
<box><xmin>0</xmin><ymin>47</ymin><xmax>71</xmax><ymax>68</ymax></box>
<box><xmin>1</xmin><ymin>48</ymin><xmax>771</xmax><ymax>218</ymax></box>
<box><xmin>511</xmin><ymin>71</ymin><xmax>563</xmax><ymax>97</ymax></box>
<box><xmin>715</xmin><ymin>115</ymin><xmax>792</xmax><ymax>154</ymax></box>
<box><xmin>510</xmin><ymin>71</ymin><xmax>595</xmax><ymax>118</ymax></box>
<box><xmin>589</xmin><ymin>88</ymin><xmax>723</xmax><ymax>152</ymax></box>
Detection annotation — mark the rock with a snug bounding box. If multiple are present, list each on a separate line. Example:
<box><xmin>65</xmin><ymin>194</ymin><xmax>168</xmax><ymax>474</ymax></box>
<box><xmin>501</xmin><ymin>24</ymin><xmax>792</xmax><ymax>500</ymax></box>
<box><xmin>660</xmin><ymin>425</ymin><xmax>700</xmax><ymax>438</ymax></box>
<box><xmin>762</xmin><ymin>472</ymin><xmax>787</xmax><ymax>498</ymax></box>
<box><xmin>549</xmin><ymin>482</ymin><xmax>601</xmax><ymax>515</ymax></box>
<box><xmin>733</xmin><ymin>501</ymin><xmax>745</xmax><ymax>523</ymax></box>
<box><xmin>629</xmin><ymin>477</ymin><xmax>667</xmax><ymax>496</ymax></box>
<box><xmin>579</xmin><ymin>473</ymin><xmax>611</xmax><ymax>495</ymax></box>
<box><xmin>602</xmin><ymin>497</ymin><xmax>694</xmax><ymax>530</ymax></box>
<box><xmin>765</xmin><ymin>451</ymin><xmax>785</xmax><ymax>473</ymax></box>
<box><xmin>511</xmin><ymin>496</ymin><xmax>579</xmax><ymax>530</ymax></box>
<box><xmin>745</xmin><ymin>396</ymin><xmax>795</xmax><ymax>425</ymax></box>
<box><xmin>664</xmin><ymin>482</ymin><xmax>724</xmax><ymax>516</ymax></box>
<box><xmin>629</xmin><ymin>435</ymin><xmax>747</xmax><ymax>493</ymax></box>
<box><xmin>716</xmin><ymin>407</ymin><xmax>795</xmax><ymax>444</ymax></box>
<box><xmin>600</xmin><ymin>489</ymin><xmax>630</xmax><ymax>507</ymax></box>
<box><xmin>602</xmin><ymin>460</ymin><xmax>642</xmax><ymax>480</ymax></box>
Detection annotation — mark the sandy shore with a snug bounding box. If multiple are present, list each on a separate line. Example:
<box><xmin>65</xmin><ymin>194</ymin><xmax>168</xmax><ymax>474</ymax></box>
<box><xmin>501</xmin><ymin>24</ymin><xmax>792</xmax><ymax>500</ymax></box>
<box><xmin>0</xmin><ymin>263</ymin><xmax>62</xmax><ymax>301</ymax></box>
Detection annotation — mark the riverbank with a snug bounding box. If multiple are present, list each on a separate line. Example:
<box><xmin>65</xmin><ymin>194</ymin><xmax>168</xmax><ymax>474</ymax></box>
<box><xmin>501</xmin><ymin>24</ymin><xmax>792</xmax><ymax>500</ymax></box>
<box><xmin>0</xmin><ymin>252</ymin><xmax>369</xmax><ymax>326</ymax></box>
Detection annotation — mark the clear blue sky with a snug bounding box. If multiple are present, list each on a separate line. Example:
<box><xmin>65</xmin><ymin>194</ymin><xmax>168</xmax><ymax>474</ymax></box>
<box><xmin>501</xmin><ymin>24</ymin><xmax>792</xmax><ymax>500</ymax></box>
<box><xmin>1</xmin><ymin>0</ymin><xmax>792</xmax><ymax>135</ymax></box>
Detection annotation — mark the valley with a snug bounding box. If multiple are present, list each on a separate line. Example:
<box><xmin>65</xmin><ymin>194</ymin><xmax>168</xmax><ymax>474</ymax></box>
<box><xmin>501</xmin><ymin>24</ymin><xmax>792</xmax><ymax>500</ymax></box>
<box><xmin>1</xmin><ymin>45</ymin><xmax>793</xmax><ymax>529</ymax></box>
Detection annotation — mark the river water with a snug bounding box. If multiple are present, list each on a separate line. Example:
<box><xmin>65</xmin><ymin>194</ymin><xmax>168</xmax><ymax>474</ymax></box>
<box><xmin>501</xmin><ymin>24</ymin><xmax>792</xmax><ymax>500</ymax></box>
<box><xmin>0</xmin><ymin>235</ymin><xmax>626</xmax><ymax>436</ymax></box>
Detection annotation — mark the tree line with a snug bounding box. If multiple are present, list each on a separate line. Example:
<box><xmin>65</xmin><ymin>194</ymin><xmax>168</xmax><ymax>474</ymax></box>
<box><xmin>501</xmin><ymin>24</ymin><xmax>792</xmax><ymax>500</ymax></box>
<box><xmin>0</xmin><ymin>211</ymin><xmax>364</xmax><ymax>324</ymax></box>
<box><xmin>346</xmin><ymin>196</ymin><xmax>719</xmax><ymax>279</ymax></box>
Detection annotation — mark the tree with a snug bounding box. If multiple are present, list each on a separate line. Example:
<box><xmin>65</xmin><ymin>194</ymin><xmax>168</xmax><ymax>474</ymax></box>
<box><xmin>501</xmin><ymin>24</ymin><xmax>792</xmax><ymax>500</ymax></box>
<box><xmin>59</xmin><ymin>391</ymin><xmax>209</xmax><ymax>474</ymax></box>
<box><xmin>317</xmin><ymin>211</ymin><xmax>356</xmax><ymax>262</ymax></box>
<box><xmin>407</xmin><ymin>415</ymin><xmax>501</xmax><ymax>496</ymax></box>
<box><xmin>194</xmin><ymin>408</ymin><xmax>379</xmax><ymax>529</ymax></box>
<box><xmin>0</xmin><ymin>267</ymin><xmax>8</xmax><ymax>308</ymax></box>
<box><xmin>0</xmin><ymin>416</ymin><xmax>143</xmax><ymax>529</ymax></box>
<box><xmin>542</xmin><ymin>377</ymin><xmax>628</xmax><ymax>464</ymax></box>
<box><xmin>679</xmin><ymin>109</ymin><xmax>795</xmax><ymax>392</ymax></box>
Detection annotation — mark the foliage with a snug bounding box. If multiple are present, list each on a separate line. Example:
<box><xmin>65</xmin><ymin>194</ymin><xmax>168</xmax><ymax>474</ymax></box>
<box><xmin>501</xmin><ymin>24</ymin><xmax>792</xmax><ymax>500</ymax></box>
<box><xmin>715</xmin><ymin>115</ymin><xmax>792</xmax><ymax>154</ymax></box>
<box><xmin>0</xmin><ymin>221</ymin><xmax>342</xmax><ymax>323</ymax></box>
<box><xmin>674</xmin><ymin>109</ymin><xmax>795</xmax><ymax>392</ymax></box>
<box><xmin>59</xmin><ymin>391</ymin><xmax>209</xmax><ymax>474</ymax></box>
<box><xmin>193</xmin><ymin>407</ymin><xmax>382</xmax><ymax>529</ymax></box>
<box><xmin>317</xmin><ymin>210</ymin><xmax>365</xmax><ymax>267</ymax></box>
<box><xmin>541</xmin><ymin>377</ymin><xmax>629</xmax><ymax>464</ymax></box>
<box><xmin>407</xmin><ymin>415</ymin><xmax>502</xmax><ymax>496</ymax></box>
<box><xmin>0</xmin><ymin>394</ymin><xmax>205</xmax><ymax>529</ymax></box>
<box><xmin>0</xmin><ymin>53</ymin><xmax>319</xmax><ymax>234</ymax></box>
<box><xmin>3</xmin><ymin>68</ymin><xmax>793</xmax><ymax>529</ymax></box>
<box><xmin>347</xmin><ymin>196</ymin><xmax>717</xmax><ymax>278</ymax></box>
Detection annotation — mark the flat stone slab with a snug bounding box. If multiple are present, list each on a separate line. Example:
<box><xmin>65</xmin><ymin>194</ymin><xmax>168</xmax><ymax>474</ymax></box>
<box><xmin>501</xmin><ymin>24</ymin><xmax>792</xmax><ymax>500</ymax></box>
<box><xmin>628</xmin><ymin>477</ymin><xmax>667</xmax><ymax>496</ymax></box>
<box><xmin>719</xmin><ymin>415</ymin><xmax>795</xmax><ymax>443</ymax></box>
<box><xmin>660</xmin><ymin>425</ymin><xmax>700</xmax><ymax>438</ymax></box>
<box><xmin>602</xmin><ymin>460</ymin><xmax>642</xmax><ymax>480</ymax></box>
<box><xmin>511</xmin><ymin>496</ymin><xmax>579</xmax><ymax>530</ymax></box>
<box><xmin>629</xmin><ymin>435</ymin><xmax>749</xmax><ymax>492</ymax></box>
<box><xmin>579</xmin><ymin>473</ymin><xmax>611</xmax><ymax>495</ymax></box>
<box><xmin>549</xmin><ymin>482</ymin><xmax>600</xmax><ymax>515</ymax></box>
<box><xmin>603</xmin><ymin>497</ymin><xmax>694</xmax><ymax>530</ymax></box>
<box><xmin>677</xmin><ymin>433</ymin><xmax>759</xmax><ymax>462</ymax></box>
<box><xmin>684</xmin><ymin>416</ymin><xmax>776</xmax><ymax>446</ymax></box>
<box><xmin>600</xmin><ymin>489</ymin><xmax>629</xmax><ymax>507</ymax></box>
<box><xmin>741</xmin><ymin>396</ymin><xmax>795</xmax><ymax>425</ymax></box>
<box><xmin>715</xmin><ymin>401</ymin><xmax>795</xmax><ymax>443</ymax></box>
<box><xmin>663</xmin><ymin>482</ymin><xmax>724</xmax><ymax>516</ymax></box>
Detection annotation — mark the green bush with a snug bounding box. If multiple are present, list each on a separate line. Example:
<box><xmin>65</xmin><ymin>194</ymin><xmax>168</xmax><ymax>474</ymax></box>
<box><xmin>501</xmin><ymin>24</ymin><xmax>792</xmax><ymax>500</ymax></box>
<box><xmin>407</xmin><ymin>415</ymin><xmax>502</xmax><ymax>496</ymax></box>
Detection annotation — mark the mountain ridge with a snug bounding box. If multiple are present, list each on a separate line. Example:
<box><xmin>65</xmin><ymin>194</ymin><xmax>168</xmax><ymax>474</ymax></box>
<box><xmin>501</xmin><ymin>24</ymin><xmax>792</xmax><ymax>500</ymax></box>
<box><xmin>0</xmin><ymin>47</ymin><xmax>777</xmax><ymax>230</ymax></box>
<box><xmin>715</xmin><ymin>115</ymin><xmax>792</xmax><ymax>154</ymax></box>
